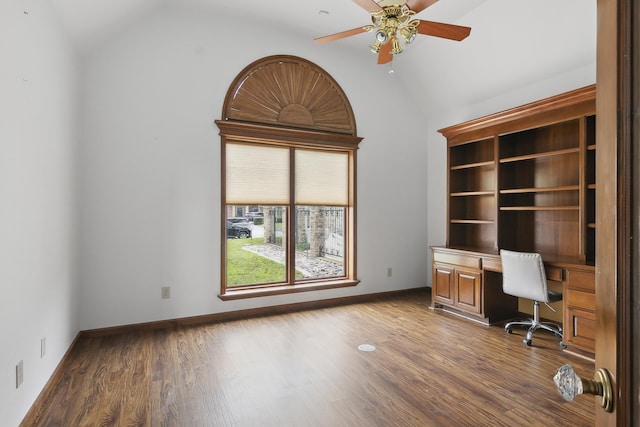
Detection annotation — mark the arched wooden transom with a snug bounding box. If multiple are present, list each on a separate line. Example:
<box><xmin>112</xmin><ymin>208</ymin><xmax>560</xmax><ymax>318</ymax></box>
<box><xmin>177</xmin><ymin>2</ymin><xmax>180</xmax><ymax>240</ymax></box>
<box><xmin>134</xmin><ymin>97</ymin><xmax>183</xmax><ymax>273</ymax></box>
<box><xmin>221</xmin><ymin>55</ymin><xmax>357</xmax><ymax>135</ymax></box>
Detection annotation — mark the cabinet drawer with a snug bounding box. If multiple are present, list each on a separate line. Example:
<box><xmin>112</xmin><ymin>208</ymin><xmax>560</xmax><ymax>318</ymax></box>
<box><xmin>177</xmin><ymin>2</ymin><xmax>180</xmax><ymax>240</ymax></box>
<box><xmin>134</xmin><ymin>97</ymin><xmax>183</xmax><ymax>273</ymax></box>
<box><xmin>565</xmin><ymin>269</ymin><xmax>595</xmax><ymax>291</ymax></box>
<box><xmin>482</xmin><ymin>256</ymin><xmax>501</xmax><ymax>272</ymax></box>
<box><xmin>544</xmin><ymin>266</ymin><xmax>563</xmax><ymax>281</ymax></box>
<box><xmin>566</xmin><ymin>289</ymin><xmax>595</xmax><ymax>311</ymax></box>
<box><xmin>433</xmin><ymin>252</ymin><xmax>481</xmax><ymax>270</ymax></box>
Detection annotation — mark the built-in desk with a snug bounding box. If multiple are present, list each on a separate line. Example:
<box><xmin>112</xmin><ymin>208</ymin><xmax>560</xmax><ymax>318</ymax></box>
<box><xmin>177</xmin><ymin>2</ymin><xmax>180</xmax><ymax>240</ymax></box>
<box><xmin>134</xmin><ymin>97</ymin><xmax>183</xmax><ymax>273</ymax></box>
<box><xmin>431</xmin><ymin>246</ymin><xmax>595</xmax><ymax>358</ymax></box>
<box><xmin>433</xmin><ymin>86</ymin><xmax>597</xmax><ymax>359</ymax></box>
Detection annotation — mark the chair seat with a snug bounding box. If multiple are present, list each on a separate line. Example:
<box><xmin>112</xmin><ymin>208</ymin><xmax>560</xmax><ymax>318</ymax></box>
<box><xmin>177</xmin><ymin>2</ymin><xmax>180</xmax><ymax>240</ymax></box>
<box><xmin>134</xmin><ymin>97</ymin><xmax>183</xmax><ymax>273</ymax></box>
<box><xmin>547</xmin><ymin>290</ymin><xmax>562</xmax><ymax>303</ymax></box>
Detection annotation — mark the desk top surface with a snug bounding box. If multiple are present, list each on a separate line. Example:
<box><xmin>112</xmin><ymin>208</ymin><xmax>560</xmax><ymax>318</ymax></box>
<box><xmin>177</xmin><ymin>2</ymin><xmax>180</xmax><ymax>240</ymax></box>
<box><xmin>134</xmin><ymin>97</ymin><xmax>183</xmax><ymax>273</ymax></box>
<box><xmin>430</xmin><ymin>246</ymin><xmax>595</xmax><ymax>273</ymax></box>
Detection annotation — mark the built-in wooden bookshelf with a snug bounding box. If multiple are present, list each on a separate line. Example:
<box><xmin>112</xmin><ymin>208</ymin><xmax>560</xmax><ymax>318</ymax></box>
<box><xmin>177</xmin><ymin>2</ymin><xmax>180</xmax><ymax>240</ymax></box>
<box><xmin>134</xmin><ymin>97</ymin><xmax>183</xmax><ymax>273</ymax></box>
<box><xmin>441</xmin><ymin>86</ymin><xmax>596</xmax><ymax>264</ymax></box>
<box><xmin>447</xmin><ymin>137</ymin><xmax>497</xmax><ymax>249</ymax></box>
<box><xmin>431</xmin><ymin>85</ymin><xmax>597</xmax><ymax>357</ymax></box>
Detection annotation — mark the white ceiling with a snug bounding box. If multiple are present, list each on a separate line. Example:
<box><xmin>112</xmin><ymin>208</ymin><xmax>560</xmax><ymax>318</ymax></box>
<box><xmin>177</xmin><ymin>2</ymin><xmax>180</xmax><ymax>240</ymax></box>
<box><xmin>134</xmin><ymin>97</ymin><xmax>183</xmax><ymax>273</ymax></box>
<box><xmin>49</xmin><ymin>0</ymin><xmax>479</xmax><ymax>52</ymax></box>
<box><xmin>49</xmin><ymin>0</ymin><xmax>596</xmax><ymax>115</ymax></box>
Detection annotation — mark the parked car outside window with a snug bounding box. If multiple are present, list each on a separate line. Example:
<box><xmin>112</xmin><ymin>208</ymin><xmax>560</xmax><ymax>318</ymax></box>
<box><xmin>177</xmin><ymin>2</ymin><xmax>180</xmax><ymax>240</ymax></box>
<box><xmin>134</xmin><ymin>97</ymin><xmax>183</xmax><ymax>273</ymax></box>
<box><xmin>245</xmin><ymin>212</ymin><xmax>264</xmax><ymax>221</ymax></box>
<box><xmin>228</xmin><ymin>217</ymin><xmax>249</xmax><ymax>224</ymax></box>
<box><xmin>227</xmin><ymin>221</ymin><xmax>252</xmax><ymax>239</ymax></box>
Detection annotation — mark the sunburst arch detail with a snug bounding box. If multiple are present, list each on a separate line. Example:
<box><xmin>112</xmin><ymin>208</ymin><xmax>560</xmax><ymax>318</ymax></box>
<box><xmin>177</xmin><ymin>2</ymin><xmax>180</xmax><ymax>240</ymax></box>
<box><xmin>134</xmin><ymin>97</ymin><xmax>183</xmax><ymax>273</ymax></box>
<box><xmin>222</xmin><ymin>55</ymin><xmax>357</xmax><ymax>135</ymax></box>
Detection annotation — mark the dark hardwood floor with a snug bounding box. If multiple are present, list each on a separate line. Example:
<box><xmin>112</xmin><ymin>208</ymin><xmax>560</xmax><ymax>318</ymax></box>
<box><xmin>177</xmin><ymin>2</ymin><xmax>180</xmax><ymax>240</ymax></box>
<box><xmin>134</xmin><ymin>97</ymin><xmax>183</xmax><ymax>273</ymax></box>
<box><xmin>23</xmin><ymin>290</ymin><xmax>594</xmax><ymax>426</ymax></box>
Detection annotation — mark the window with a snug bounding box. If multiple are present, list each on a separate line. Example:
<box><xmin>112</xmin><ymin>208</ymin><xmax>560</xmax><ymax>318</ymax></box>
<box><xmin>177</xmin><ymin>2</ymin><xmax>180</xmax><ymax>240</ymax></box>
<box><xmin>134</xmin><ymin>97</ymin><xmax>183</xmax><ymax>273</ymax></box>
<box><xmin>219</xmin><ymin>129</ymin><xmax>359</xmax><ymax>298</ymax></box>
<box><xmin>216</xmin><ymin>55</ymin><xmax>362</xmax><ymax>299</ymax></box>
<box><xmin>224</xmin><ymin>143</ymin><xmax>351</xmax><ymax>290</ymax></box>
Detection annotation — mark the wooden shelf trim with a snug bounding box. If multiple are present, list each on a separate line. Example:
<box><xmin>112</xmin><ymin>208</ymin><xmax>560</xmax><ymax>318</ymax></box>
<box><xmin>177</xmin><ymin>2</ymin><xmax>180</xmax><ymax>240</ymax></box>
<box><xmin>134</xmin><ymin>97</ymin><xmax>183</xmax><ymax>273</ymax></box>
<box><xmin>499</xmin><ymin>185</ymin><xmax>579</xmax><ymax>194</ymax></box>
<box><xmin>500</xmin><ymin>206</ymin><xmax>579</xmax><ymax>211</ymax></box>
<box><xmin>438</xmin><ymin>85</ymin><xmax>596</xmax><ymax>141</ymax></box>
<box><xmin>499</xmin><ymin>147</ymin><xmax>580</xmax><ymax>164</ymax></box>
<box><xmin>450</xmin><ymin>219</ymin><xmax>495</xmax><ymax>224</ymax></box>
<box><xmin>450</xmin><ymin>160</ymin><xmax>495</xmax><ymax>170</ymax></box>
<box><xmin>450</xmin><ymin>191</ymin><xmax>495</xmax><ymax>197</ymax></box>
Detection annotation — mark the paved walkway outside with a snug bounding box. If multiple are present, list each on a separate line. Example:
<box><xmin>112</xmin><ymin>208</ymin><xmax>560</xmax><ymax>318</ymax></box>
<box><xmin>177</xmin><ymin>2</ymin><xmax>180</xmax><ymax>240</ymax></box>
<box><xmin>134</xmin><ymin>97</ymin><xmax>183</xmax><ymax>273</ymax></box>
<box><xmin>243</xmin><ymin>243</ymin><xmax>344</xmax><ymax>278</ymax></box>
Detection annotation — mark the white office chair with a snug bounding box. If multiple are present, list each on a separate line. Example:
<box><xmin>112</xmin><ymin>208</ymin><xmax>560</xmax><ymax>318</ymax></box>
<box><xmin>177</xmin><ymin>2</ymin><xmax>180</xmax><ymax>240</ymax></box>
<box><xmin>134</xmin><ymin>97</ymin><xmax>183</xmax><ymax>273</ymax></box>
<box><xmin>500</xmin><ymin>249</ymin><xmax>565</xmax><ymax>347</ymax></box>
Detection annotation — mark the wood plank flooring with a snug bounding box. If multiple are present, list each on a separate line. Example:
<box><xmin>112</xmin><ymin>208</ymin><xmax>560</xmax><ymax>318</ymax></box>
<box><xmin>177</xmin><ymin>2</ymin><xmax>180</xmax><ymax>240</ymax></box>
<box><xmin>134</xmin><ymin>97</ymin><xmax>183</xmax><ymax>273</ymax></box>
<box><xmin>23</xmin><ymin>290</ymin><xmax>595</xmax><ymax>426</ymax></box>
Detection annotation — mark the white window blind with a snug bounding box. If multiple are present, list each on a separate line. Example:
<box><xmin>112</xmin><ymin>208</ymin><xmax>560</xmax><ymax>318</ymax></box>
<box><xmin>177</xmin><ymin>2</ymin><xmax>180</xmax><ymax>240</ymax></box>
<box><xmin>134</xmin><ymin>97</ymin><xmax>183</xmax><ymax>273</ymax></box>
<box><xmin>295</xmin><ymin>149</ymin><xmax>349</xmax><ymax>206</ymax></box>
<box><xmin>226</xmin><ymin>143</ymin><xmax>290</xmax><ymax>204</ymax></box>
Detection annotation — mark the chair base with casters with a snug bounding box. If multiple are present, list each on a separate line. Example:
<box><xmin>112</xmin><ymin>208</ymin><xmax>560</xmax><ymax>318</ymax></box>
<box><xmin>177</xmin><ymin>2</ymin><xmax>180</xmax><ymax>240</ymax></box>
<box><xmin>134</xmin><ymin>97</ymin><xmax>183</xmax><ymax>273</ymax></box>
<box><xmin>504</xmin><ymin>290</ymin><xmax>566</xmax><ymax>347</ymax></box>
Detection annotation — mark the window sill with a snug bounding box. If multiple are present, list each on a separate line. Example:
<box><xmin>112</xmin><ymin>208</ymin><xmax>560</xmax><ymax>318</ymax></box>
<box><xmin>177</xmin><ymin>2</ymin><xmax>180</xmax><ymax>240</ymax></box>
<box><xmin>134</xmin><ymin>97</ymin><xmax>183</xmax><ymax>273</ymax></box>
<box><xmin>218</xmin><ymin>279</ymin><xmax>360</xmax><ymax>301</ymax></box>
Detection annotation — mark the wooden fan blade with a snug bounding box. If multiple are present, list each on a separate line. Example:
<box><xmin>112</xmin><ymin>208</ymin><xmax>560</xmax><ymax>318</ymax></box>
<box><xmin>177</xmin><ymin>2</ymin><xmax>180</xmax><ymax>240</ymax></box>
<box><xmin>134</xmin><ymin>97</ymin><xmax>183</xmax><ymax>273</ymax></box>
<box><xmin>314</xmin><ymin>26</ymin><xmax>372</xmax><ymax>44</ymax></box>
<box><xmin>352</xmin><ymin>0</ymin><xmax>383</xmax><ymax>13</ymax></box>
<box><xmin>416</xmin><ymin>20</ymin><xmax>471</xmax><ymax>41</ymax></box>
<box><xmin>377</xmin><ymin>42</ymin><xmax>393</xmax><ymax>64</ymax></box>
<box><xmin>406</xmin><ymin>0</ymin><xmax>439</xmax><ymax>13</ymax></box>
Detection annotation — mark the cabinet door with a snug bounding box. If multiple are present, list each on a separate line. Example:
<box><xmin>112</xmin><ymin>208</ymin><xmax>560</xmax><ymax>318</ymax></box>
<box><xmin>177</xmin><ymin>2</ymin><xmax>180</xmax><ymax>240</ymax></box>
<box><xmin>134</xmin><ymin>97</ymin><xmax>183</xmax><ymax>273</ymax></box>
<box><xmin>455</xmin><ymin>269</ymin><xmax>482</xmax><ymax>314</ymax></box>
<box><xmin>432</xmin><ymin>265</ymin><xmax>454</xmax><ymax>306</ymax></box>
<box><xmin>565</xmin><ymin>306</ymin><xmax>596</xmax><ymax>353</ymax></box>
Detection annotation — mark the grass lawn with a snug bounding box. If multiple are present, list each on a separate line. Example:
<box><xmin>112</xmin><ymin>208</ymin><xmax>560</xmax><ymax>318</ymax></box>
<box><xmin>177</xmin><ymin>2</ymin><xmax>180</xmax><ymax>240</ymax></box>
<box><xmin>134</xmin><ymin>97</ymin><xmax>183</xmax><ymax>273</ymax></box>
<box><xmin>226</xmin><ymin>237</ymin><xmax>303</xmax><ymax>286</ymax></box>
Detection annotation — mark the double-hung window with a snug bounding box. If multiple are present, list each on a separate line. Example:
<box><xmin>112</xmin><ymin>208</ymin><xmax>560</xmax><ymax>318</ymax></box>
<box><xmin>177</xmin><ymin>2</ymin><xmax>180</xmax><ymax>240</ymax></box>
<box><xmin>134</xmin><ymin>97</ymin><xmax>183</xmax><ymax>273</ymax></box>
<box><xmin>218</xmin><ymin>122</ymin><xmax>360</xmax><ymax>299</ymax></box>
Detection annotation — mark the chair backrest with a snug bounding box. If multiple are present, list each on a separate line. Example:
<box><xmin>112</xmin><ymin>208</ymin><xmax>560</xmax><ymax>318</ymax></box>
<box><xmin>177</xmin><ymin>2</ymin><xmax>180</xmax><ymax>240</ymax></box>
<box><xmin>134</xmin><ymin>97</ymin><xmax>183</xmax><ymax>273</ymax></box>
<box><xmin>500</xmin><ymin>249</ymin><xmax>549</xmax><ymax>302</ymax></box>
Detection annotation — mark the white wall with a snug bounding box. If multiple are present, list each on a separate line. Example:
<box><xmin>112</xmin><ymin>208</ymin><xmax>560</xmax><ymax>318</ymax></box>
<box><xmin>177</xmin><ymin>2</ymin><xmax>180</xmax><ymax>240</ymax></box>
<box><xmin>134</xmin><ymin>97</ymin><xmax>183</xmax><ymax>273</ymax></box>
<box><xmin>0</xmin><ymin>2</ymin><xmax>79</xmax><ymax>426</ymax></box>
<box><xmin>77</xmin><ymin>4</ymin><xmax>431</xmax><ymax>330</ymax></box>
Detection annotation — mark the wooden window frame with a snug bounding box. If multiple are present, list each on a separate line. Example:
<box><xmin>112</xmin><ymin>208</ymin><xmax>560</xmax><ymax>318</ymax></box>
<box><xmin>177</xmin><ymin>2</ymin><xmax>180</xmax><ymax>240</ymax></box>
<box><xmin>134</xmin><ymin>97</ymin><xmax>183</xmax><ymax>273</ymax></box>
<box><xmin>216</xmin><ymin>121</ymin><xmax>361</xmax><ymax>300</ymax></box>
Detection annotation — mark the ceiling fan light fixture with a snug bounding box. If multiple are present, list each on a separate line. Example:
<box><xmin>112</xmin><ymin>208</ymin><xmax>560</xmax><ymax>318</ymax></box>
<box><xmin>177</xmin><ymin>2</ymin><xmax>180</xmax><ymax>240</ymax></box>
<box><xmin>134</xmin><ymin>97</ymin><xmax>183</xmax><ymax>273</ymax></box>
<box><xmin>390</xmin><ymin>37</ymin><xmax>403</xmax><ymax>55</ymax></box>
<box><xmin>375</xmin><ymin>29</ymin><xmax>389</xmax><ymax>43</ymax></box>
<box><xmin>370</xmin><ymin>40</ymin><xmax>383</xmax><ymax>53</ymax></box>
<box><xmin>401</xmin><ymin>27</ymin><xmax>417</xmax><ymax>44</ymax></box>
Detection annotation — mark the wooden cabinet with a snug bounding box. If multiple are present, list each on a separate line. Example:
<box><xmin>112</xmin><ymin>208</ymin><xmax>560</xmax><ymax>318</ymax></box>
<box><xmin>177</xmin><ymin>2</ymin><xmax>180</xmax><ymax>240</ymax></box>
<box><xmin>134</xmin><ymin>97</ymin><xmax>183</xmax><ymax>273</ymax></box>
<box><xmin>432</xmin><ymin>248</ymin><xmax>518</xmax><ymax>324</ymax></box>
<box><xmin>432</xmin><ymin>86</ymin><xmax>597</xmax><ymax>355</ymax></box>
<box><xmin>563</xmin><ymin>269</ymin><xmax>596</xmax><ymax>357</ymax></box>
<box><xmin>432</xmin><ymin>253</ymin><xmax>482</xmax><ymax>315</ymax></box>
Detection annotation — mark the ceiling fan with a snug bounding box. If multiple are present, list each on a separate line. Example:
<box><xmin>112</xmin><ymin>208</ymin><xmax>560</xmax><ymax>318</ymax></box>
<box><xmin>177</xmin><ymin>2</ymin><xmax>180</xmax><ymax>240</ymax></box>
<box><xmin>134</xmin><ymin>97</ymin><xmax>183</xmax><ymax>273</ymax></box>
<box><xmin>314</xmin><ymin>0</ymin><xmax>471</xmax><ymax>64</ymax></box>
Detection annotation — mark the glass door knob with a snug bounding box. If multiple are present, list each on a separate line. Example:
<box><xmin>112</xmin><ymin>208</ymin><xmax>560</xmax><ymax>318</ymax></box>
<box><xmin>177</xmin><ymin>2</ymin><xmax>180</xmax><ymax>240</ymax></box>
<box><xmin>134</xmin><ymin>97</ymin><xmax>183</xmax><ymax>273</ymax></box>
<box><xmin>553</xmin><ymin>364</ymin><xmax>614</xmax><ymax>413</ymax></box>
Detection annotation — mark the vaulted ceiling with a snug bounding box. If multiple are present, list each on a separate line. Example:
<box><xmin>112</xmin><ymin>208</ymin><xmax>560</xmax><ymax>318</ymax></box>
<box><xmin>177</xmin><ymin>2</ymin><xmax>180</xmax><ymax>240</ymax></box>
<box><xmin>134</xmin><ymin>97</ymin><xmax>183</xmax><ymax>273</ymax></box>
<box><xmin>49</xmin><ymin>0</ymin><xmax>596</xmax><ymax>115</ymax></box>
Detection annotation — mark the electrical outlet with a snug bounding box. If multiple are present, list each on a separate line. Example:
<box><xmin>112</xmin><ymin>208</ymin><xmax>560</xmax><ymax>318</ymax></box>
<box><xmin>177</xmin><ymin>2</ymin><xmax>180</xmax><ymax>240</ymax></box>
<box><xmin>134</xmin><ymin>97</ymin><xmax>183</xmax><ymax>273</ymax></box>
<box><xmin>161</xmin><ymin>286</ymin><xmax>171</xmax><ymax>299</ymax></box>
<box><xmin>387</xmin><ymin>267</ymin><xmax>392</xmax><ymax>277</ymax></box>
<box><xmin>41</xmin><ymin>336</ymin><xmax>46</xmax><ymax>358</ymax></box>
<box><xmin>16</xmin><ymin>360</ymin><xmax>23</xmax><ymax>388</ymax></box>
